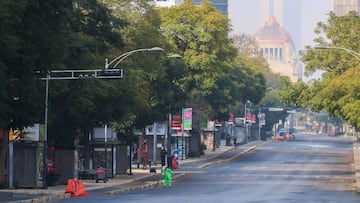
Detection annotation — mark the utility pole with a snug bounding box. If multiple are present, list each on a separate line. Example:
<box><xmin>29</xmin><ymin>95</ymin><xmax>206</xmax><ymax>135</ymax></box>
<box><xmin>153</xmin><ymin>122</ymin><xmax>157</xmax><ymax>166</ymax></box>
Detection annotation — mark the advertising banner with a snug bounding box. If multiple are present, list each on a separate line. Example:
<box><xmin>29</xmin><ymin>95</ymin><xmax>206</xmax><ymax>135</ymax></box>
<box><xmin>182</xmin><ymin>108</ymin><xmax>192</xmax><ymax>130</ymax></box>
<box><xmin>246</xmin><ymin>112</ymin><xmax>252</xmax><ymax>123</ymax></box>
<box><xmin>260</xmin><ymin>113</ymin><xmax>266</xmax><ymax>125</ymax></box>
<box><xmin>23</xmin><ymin>124</ymin><xmax>40</xmax><ymax>141</ymax></box>
<box><xmin>251</xmin><ymin>114</ymin><xmax>257</xmax><ymax>123</ymax></box>
<box><xmin>171</xmin><ymin>114</ymin><xmax>181</xmax><ymax>130</ymax></box>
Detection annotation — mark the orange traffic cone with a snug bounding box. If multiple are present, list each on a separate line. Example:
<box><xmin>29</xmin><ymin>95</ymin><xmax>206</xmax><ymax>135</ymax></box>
<box><xmin>64</xmin><ymin>179</ymin><xmax>76</xmax><ymax>196</ymax></box>
<box><xmin>172</xmin><ymin>156</ymin><xmax>179</xmax><ymax>169</ymax></box>
<box><xmin>74</xmin><ymin>180</ymin><xmax>88</xmax><ymax>197</ymax></box>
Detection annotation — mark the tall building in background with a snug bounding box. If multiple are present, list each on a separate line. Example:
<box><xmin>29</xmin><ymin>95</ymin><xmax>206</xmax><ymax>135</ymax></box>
<box><xmin>254</xmin><ymin>16</ymin><xmax>302</xmax><ymax>82</ymax></box>
<box><xmin>261</xmin><ymin>0</ymin><xmax>301</xmax><ymax>51</ymax></box>
<box><xmin>261</xmin><ymin>0</ymin><xmax>283</xmax><ymax>26</ymax></box>
<box><xmin>192</xmin><ymin>0</ymin><xmax>228</xmax><ymax>15</ymax></box>
<box><xmin>254</xmin><ymin>0</ymin><xmax>302</xmax><ymax>82</ymax></box>
<box><xmin>334</xmin><ymin>0</ymin><xmax>360</xmax><ymax>15</ymax></box>
<box><xmin>154</xmin><ymin>0</ymin><xmax>228</xmax><ymax>15</ymax></box>
<box><xmin>153</xmin><ymin>0</ymin><xmax>183</xmax><ymax>7</ymax></box>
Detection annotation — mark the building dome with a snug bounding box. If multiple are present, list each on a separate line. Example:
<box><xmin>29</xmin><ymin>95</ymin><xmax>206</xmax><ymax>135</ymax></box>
<box><xmin>253</xmin><ymin>16</ymin><xmax>295</xmax><ymax>47</ymax></box>
<box><xmin>252</xmin><ymin>16</ymin><xmax>301</xmax><ymax>82</ymax></box>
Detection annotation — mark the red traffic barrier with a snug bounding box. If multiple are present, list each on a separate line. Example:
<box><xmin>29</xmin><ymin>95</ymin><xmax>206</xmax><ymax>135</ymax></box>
<box><xmin>172</xmin><ymin>156</ymin><xmax>179</xmax><ymax>169</ymax></box>
<box><xmin>64</xmin><ymin>179</ymin><xmax>88</xmax><ymax>197</ymax></box>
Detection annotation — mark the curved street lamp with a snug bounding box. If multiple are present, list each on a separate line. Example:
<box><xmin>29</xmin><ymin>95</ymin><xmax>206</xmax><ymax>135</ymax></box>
<box><xmin>105</xmin><ymin>47</ymin><xmax>164</xmax><ymax>69</ymax></box>
<box><xmin>314</xmin><ymin>45</ymin><xmax>360</xmax><ymax>61</ymax></box>
<box><xmin>104</xmin><ymin>46</ymin><xmax>164</xmax><ymax>175</ymax></box>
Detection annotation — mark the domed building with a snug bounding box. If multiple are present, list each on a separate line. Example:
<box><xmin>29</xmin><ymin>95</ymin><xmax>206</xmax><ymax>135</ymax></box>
<box><xmin>253</xmin><ymin>16</ymin><xmax>302</xmax><ymax>82</ymax></box>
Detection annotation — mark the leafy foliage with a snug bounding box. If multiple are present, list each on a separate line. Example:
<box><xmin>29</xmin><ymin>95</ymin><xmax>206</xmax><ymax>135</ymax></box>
<box><xmin>282</xmin><ymin>11</ymin><xmax>360</xmax><ymax>130</ymax></box>
<box><xmin>159</xmin><ymin>0</ymin><xmax>237</xmax><ymax>94</ymax></box>
<box><xmin>158</xmin><ymin>1</ymin><xmax>268</xmax><ymax>122</ymax></box>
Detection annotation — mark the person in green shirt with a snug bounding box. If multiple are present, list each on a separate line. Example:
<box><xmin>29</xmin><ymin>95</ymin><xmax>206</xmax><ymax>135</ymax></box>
<box><xmin>161</xmin><ymin>166</ymin><xmax>172</xmax><ymax>188</ymax></box>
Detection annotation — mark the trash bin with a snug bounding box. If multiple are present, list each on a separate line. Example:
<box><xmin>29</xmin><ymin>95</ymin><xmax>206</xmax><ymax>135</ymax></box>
<box><xmin>96</xmin><ymin>167</ymin><xmax>107</xmax><ymax>183</ymax></box>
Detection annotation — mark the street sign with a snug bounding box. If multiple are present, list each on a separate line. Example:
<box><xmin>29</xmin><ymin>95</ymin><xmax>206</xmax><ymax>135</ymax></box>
<box><xmin>251</xmin><ymin>114</ymin><xmax>256</xmax><ymax>123</ymax></box>
<box><xmin>269</xmin><ymin>107</ymin><xmax>283</xmax><ymax>111</ymax></box>
<box><xmin>214</xmin><ymin>120</ymin><xmax>222</xmax><ymax>127</ymax></box>
<box><xmin>9</xmin><ymin>128</ymin><xmax>20</xmax><ymax>142</ymax></box>
<box><xmin>171</xmin><ymin>114</ymin><xmax>181</xmax><ymax>130</ymax></box>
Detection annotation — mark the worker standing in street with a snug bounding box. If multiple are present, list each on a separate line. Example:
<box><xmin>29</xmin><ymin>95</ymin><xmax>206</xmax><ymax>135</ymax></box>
<box><xmin>161</xmin><ymin>166</ymin><xmax>172</xmax><ymax>188</ymax></box>
<box><xmin>160</xmin><ymin>146</ymin><xmax>167</xmax><ymax>167</ymax></box>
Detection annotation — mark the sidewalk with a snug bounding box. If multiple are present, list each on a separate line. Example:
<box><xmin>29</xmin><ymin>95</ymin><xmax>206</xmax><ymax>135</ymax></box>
<box><xmin>1</xmin><ymin>141</ymin><xmax>259</xmax><ymax>203</ymax></box>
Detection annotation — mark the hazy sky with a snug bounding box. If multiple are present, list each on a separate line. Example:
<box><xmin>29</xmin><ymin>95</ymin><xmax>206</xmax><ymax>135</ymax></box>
<box><xmin>228</xmin><ymin>0</ymin><xmax>334</xmax><ymax>51</ymax></box>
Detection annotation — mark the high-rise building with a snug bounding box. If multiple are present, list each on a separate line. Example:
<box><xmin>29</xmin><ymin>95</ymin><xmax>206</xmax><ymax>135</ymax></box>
<box><xmin>334</xmin><ymin>0</ymin><xmax>360</xmax><ymax>15</ymax></box>
<box><xmin>254</xmin><ymin>0</ymin><xmax>302</xmax><ymax>82</ymax></box>
<box><xmin>153</xmin><ymin>0</ymin><xmax>184</xmax><ymax>7</ymax></box>
<box><xmin>153</xmin><ymin>0</ymin><xmax>228</xmax><ymax>15</ymax></box>
<box><xmin>261</xmin><ymin>0</ymin><xmax>301</xmax><ymax>52</ymax></box>
<box><xmin>192</xmin><ymin>0</ymin><xmax>228</xmax><ymax>15</ymax></box>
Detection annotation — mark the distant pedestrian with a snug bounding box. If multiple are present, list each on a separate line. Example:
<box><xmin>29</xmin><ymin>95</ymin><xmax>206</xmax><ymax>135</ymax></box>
<box><xmin>160</xmin><ymin>146</ymin><xmax>167</xmax><ymax>166</ymax></box>
<box><xmin>161</xmin><ymin>166</ymin><xmax>172</xmax><ymax>188</ymax></box>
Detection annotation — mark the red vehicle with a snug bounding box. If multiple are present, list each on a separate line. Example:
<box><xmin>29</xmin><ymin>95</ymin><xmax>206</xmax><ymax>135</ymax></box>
<box><xmin>276</xmin><ymin>129</ymin><xmax>295</xmax><ymax>141</ymax></box>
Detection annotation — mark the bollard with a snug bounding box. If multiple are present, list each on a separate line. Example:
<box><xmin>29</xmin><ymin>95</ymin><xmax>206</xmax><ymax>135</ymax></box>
<box><xmin>137</xmin><ymin>161</ymin><xmax>140</xmax><ymax>168</ymax></box>
<box><xmin>148</xmin><ymin>159</ymin><xmax>152</xmax><ymax>167</ymax></box>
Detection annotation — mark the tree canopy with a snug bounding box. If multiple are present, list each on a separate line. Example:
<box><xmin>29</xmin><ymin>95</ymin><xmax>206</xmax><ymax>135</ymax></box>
<box><xmin>159</xmin><ymin>0</ymin><xmax>267</xmax><ymax>121</ymax></box>
<box><xmin>280</xmin><ymin>11</ymin><xmax>360</xmax><ymax>130</ymax></box>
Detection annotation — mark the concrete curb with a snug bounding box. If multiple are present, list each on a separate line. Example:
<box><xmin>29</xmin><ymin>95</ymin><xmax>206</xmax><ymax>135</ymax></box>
<box><xmin>10</xmin><ymin>193</ymin><xmax>71</xmax><ymax>203</ymax></box>
<box><xmin>105</xmin><ymin>173</ymin><xmax>187</xmax><ymax>195</ymax></box>
<box><xmin>10</xmin><ymin>174</ymin><xmax>159</xmax><ymax>203</ymax></box>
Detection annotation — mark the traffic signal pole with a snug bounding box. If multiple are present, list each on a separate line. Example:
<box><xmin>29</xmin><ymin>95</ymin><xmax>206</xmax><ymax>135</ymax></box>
<box><xmin>38</xmin><ymin>69</ymin><xmax>123</xmax><ymax>188</ymax></box>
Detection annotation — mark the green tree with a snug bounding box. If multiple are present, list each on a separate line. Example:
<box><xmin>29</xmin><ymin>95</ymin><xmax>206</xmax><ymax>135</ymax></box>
<box><xmin>159</xmin><ymin>0</ymin><xmax>238</xmax><ymax>94</ymax></box>
<box><xmin>0</xmin><ymin>0</ymin><xmax>74</xmax><ymax>184</ymax></box>
<box><xmin>99</xmin><ymin>0</ymin><xmax>180</xmax><ymax>130</ymax></box>
<box><xmin>159</xmin><ymin>0</ymin><xmax>244</xmax><ymax>124</ymax></box>
<box><xmin>46</xmin><ymin>0</ymin><xmax>126</xmax><ymax>149</ymax></box>
<box><xmin>282</xmin><ymin>11</ymin><xmax>360</xmax><ymax>130</ymax></box>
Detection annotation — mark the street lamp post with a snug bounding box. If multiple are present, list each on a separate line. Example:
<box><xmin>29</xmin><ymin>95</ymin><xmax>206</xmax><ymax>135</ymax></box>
<box><xmin>213</xmin><ymin>121</ymin><xmax>216</xmax><ymax>152</ymax></box>
<box><xmin>105</xmin><ymin>47</ymin><xmax>164</xmax><ymax>69</ymax></box>
<box><xmin>244</xmin><ymin>100</ymin><xmax>251</xmax><ymax>143</ymax></box>
<box><xmin>258</xmin><ymin>108</ymin><xmax>261</xmax><ymax>141</ymax></box>
<box><xmin>164</xmin><ymin>112</ymin><xmax>172</xmax><ymax>164</ymax></box>
<box><xmin>315</xmin><ymin>45</ymin><xmax>360</xmax><ymax>61</ymax></box>
<box><xmin>106</xmin><ymin>47</ymin><xmax>164</xmax><ymax>170</ymax></box>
